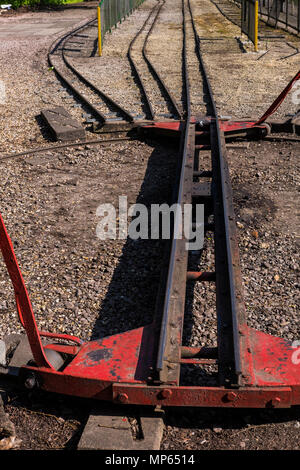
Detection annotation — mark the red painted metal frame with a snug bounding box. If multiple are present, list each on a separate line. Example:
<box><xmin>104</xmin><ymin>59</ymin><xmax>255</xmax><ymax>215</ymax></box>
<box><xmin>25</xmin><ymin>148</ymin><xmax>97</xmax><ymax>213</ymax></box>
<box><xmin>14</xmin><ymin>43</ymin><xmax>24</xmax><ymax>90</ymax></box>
<box><xmin>1</xmin><ymin>211</ymin><xmax>300</xmax><ymax>407</ymax></box>
<box><xmin>0</xmin><ymin>72</ymin><xmax>299</xmax><ymax>407</ymax></box>
<box><xmin>140</xmin><ymin>69</ymin><xmax>300</xmax><ymax>137</ymax></box>
<box><xmin>140</xmin><ymin>118</ymin><xmax>266</xmax><ymax>135</ymax></box>
<box><xmin>0</xmin><ymin>214</ymin><xmax>82</xmax><ymax>370</ymax></box>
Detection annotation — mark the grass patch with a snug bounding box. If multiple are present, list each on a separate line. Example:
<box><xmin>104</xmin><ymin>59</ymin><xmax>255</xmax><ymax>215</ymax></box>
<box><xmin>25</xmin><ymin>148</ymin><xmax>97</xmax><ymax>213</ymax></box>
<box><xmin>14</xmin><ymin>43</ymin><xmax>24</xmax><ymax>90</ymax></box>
<box><xmin>0</xmin><ymin>0</ymin><xmax>84</xmax><ymax>8</ymax></box>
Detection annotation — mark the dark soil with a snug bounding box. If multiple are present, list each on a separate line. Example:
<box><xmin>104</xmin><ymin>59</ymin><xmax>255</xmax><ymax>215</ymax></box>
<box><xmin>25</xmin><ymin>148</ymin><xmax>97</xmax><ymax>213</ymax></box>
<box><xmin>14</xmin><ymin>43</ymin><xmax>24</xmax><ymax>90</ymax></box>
<box><xmin>2</xmin><ymin>388</ymin><xmax>89</xmax><ymax>450</ymax></box>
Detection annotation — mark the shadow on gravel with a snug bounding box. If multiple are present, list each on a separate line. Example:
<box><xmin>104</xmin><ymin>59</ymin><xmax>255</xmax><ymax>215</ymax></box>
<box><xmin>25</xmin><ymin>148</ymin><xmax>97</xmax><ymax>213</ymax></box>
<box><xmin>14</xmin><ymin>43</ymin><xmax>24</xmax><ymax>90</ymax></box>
<box><xmin>35</xmin><ymin>114</ymin><xmax>55</xmax><ymax>142</ymax></box>
<box><xmin>163</xmin><ymin>405</ymin><xmax>300</xmax><ymax>429</ymax></box>
<box><xmin>3</xmin><ymin>388</ymin><xmax>90</xmax><ymax>450</ymax></box>
<box><xmin>91</xmin><ymin>139</ymin><xmax>179</xmax><ymax>340</ymax></box>
<box><xmin>161</xmin><ymin>405</ymin><xmax>300</xmax><ymax>449</ymax></box>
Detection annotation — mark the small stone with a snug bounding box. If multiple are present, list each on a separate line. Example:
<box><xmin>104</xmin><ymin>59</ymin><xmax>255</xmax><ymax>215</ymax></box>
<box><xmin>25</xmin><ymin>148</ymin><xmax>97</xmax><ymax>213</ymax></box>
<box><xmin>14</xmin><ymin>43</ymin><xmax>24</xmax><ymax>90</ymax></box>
<box><xmin>0</xmin><ymin>341</ymin><xmax>6</xmax><ymax>367</ymax></box>
<box><xmin>274</xmin><ymin>274</ymin><xmax>280</xmax><ymax>282</ymax></box>
<box><xmin>0</xmin><ymin>301</ymin><xmax>8</xmax><ymax>311</ymax></box>
<box><xmin>213</xmin><ymin>427</ymin><xmax>222</xmax><ymax>433</ymax></box>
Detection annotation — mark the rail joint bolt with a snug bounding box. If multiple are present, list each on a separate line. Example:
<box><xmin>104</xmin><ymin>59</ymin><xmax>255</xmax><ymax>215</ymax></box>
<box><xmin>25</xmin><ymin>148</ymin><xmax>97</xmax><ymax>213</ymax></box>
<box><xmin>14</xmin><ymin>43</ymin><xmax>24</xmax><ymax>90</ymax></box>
<box><xmin>225</xmin><ymin>391</ymin><xmax>237</xmax><ymax>402</ymax></box>
<box><xmin>117</xmin><ymin>393</ymin><xmax>128</xmax><ymax>403</ymax></box>
<box><xmin>268</xmin><ymin>397</ymin><xmax>281</xmax><ymax>408</ymax></box>
<box><xmin>159</xmin><ymin>389</ymin><xmax>172</xmax><ymax>400</ymax></box>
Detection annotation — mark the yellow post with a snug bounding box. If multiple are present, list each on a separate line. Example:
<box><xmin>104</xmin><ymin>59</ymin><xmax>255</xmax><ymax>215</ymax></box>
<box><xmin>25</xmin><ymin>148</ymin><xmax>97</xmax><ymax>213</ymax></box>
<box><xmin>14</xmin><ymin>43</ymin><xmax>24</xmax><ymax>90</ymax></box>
<box><xmin>98</xmin><ymin>5</ymin><xmax>102</xmax><ymax>57</ymax></box>
<box><xmin>254</xmin><ymin>0</ymin><xmax>258</xmax><ymax>52</ymax></box>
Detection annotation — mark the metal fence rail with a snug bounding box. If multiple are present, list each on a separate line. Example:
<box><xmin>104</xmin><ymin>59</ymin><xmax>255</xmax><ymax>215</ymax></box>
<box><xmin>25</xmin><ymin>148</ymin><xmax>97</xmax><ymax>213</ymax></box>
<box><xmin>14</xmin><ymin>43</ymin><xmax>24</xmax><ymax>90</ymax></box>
<box><xmin>258</xmin><ymin>0</ymin><xmax>300</xmax><ymax>33</ymax></box>
<box><xmin>241</xmin><ymin>0</ymin><xmax>259</xmax><ymax>50</ymax></box>
<box><xmin>235</xmin><ymin>0</ymin><xmax>300</xmax><ymax>33</ymax></box>
<box><xmin>98</xmin><ymin>0</ymin><xmax>146</xmax><ymax>54</ymax></box>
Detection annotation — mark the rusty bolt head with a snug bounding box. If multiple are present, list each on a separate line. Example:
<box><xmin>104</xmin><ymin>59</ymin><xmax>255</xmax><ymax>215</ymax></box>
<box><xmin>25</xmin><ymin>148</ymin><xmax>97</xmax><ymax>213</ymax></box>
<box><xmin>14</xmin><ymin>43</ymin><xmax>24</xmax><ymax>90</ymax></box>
<box><xmin>117</xmin><ymin>393</ymin><xmax>128</xmax><ymax>403</ymax></box>
<box><xmin>159</xmin><ymin>389</ymin><xmax>172</xmax><ymax>400</ymax></box>
<box><xmin>270</xmin><ymin>397</ymin><xmax>281</xmax><ymax>407</ymax></box>
<box><xmin>24</xmin><ymin>374</ymin><xmax>37</xmax><ymax>390</ymax></box>
<box><xmin>225</xmin><ymin>391</ymin><xmax>237</xmax><ymax>402</ymax></box>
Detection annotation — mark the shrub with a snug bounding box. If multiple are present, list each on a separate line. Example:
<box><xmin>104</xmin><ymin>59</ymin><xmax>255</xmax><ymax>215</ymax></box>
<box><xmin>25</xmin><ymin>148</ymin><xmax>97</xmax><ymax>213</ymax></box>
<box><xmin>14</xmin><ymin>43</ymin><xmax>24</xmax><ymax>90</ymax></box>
<box><xmin>5</xmin><ymin>0</ymin><xmax>65</xmax><ymax>9</ymax></box>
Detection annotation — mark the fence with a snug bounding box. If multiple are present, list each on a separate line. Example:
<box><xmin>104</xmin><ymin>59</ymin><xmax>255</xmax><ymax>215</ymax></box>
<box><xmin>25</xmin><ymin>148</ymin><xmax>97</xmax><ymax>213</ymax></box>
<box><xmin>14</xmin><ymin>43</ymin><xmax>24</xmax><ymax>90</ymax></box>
<box><xmin>98</xmin><ymin>0</ymin><xmax>146</xmax><ymax>55</ymax></box>
<box><xmin>241</xmin><ymin>0</ymin><xmax>259</xmax><ymax>50</ymax></box>
<box><xmin>234</xmin><ymin>0</ymin><xmax>300</xmax><ymax>33</ymax></box>
<box><xmin>258</xmin><ymin>0</ymin><xmax>300</xmax><ymax>33</ymax></box>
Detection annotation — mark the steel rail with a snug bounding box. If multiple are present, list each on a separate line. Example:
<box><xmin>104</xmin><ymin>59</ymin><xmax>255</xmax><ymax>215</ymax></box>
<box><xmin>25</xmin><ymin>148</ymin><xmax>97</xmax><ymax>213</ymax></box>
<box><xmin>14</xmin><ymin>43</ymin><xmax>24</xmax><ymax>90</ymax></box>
<box><xmin>188</xmin><ymin>0</ymin><xmax>247</xmax><ymax>384</ymax></box>
<box><xmin>0</xmin><ymin>137</ymin><xmax>134</xmax><ymax>164</ymax></box>
<box><xmin>48</xmin><ymin>17</ymin><xmax>135</xmax><ymax>126</ymax></box>
<box><xmin>61</xmin><ymin>27</ymin><xmax>135</xmax><ymax>123</ymax></box>
<box><xmin>142</xmin><ymin>0</ymin><xmax>183</xmax><ymax>119</ymax></box>
<box><xmin>127</xmin><ymin>3</ymin><xmax>160</xmax><ymax>120</ymax></box>
<box><xmin>156</xmin><ymin>0</ymin><xmax>250</xmax><ymax>386</ymax></box>
<box><xmin>155</xmin><ymin>0</ymin><xmax>193</xmax><ymax>383</ymax></box>
<box><xmin>48</xmin><ymin>19</ymin><xmax>107</xmax><ymax>126</ymax></box>
<box><xmin>48</xmin><ymin>4</ymin><xmax>182</xmax><ymax>127</ymax></box>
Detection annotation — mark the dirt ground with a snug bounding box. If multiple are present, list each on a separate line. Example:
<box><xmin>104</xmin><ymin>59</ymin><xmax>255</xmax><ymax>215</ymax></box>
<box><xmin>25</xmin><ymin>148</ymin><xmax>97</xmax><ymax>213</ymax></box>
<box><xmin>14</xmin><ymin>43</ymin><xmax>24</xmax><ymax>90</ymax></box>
<box><xmin>0</xmin><ymin>0</ymin><xmax>299</xmax><ymax>452</ymax></box>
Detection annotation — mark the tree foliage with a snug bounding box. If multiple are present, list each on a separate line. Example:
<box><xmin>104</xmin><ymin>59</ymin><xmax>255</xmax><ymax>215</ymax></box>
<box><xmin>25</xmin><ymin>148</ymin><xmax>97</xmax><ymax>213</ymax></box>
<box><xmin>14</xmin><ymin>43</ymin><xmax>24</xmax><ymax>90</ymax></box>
<box><xmin>1</xmin><ymin>0</ymin><xmax>65</xmax><ymax>9</ymax></box>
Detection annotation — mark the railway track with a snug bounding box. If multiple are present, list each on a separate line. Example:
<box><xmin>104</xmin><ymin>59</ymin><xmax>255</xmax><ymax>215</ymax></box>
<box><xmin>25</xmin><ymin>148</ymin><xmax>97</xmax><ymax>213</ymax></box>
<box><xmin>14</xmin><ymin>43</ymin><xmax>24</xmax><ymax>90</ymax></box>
<box><xmin>47</xmin><ymin>1</ymin><xmax>184</xmax><ymax>129</ymax></box>
<box><xmin>46</xmin><ymin>0</ymin><xmax>215</xmax><ymax>130</ymax></box>
<box><xmin>154</xmin><ymin>0</ymin><xmax>247</xmax><ymax>388</ymax></box>
<box><xmin>49</xmin><ymin>18</ymin><xmax>135</xmax><ymax>128</ymax></box>
<box><xmin>128</xmin><ymin>0</ymin><xmax>182</xmax><ymax>120</ymax></box>
<box><xmin>0</xmin><ymin>0</ymin><xmax>299</xmax><ymax>451</ymax></box>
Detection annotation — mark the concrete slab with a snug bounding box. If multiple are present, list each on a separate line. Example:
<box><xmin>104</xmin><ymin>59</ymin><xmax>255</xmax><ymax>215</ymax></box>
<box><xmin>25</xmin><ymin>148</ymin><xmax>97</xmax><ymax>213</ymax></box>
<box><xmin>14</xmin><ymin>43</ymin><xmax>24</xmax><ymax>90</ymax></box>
<box><xmin>78</xmin><ymin>406</ymin><xmax>164</xmax><ymax>451</ymax></box>
<box><xmin>134</xmin><ymin>414</ymin><xmax>164</xmax><ymax>450</ymax></box>
<box><xmin>78</xmin><ymin>409</ymin><xmax>134</xmax><ymax>450</ymax></box>
<box><xmin>41</xmin><ymin>106</ymin><xmax>86</xmax><ymax>141</ymax></box>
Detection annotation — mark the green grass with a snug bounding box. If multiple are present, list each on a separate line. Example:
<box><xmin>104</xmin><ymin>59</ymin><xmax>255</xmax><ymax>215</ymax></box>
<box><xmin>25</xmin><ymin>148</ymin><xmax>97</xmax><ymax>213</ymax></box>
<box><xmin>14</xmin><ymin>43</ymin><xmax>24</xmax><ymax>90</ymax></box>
<box><xmin>0</xmin><ymin>0</ymin><xmax>84</xmax><ymax>7</ymax></box>
<box><xmin>62</xmin><ymin>0</ymin><xmax>84</xmax><ymax>4</ymax></box>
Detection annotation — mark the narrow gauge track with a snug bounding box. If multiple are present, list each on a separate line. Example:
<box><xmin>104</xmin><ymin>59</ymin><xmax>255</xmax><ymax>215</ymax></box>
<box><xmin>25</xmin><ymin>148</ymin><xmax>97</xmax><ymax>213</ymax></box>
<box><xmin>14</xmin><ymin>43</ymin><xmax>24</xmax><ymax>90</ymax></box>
<box><xmin>156</xmin><ymin>0</ymin><xmax>248</xmax><ymax>388</ymax></box>
<box><xmin>47</xmin><ymin>1</ymin><xmax>184</xmax><ymax>129</ymax></box>
<box><xmin>128</xmin><ymin>0</ymin><xmax>183</xmax><ymax>120</ymax></box>
<box><xmin>31</xmin><ymin>0</ymin><xmax>253</xmax><ymax>393</ymax></box>
<box><xmin>46</xmin><ymin>1</ymin><xmax>220</xmax><ymax>130</ymax></box>
<box><xmin>48</xmin><ymin>18</ymin><xmax>135</xmax><ymax>128</ymax></box>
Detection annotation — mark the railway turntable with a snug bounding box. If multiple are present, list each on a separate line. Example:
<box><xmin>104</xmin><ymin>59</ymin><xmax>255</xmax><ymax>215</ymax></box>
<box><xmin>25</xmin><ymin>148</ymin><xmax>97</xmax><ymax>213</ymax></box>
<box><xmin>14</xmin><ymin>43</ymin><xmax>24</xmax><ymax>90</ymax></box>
<box><xmin>0</xmin><ymin>73</ymin><xmax>299</xmax><ymax>410</ymax></box>
<box><xmin>0</xmin><ymin>0</ymin><xmax>299</xmax><ymax>412</ymax></box>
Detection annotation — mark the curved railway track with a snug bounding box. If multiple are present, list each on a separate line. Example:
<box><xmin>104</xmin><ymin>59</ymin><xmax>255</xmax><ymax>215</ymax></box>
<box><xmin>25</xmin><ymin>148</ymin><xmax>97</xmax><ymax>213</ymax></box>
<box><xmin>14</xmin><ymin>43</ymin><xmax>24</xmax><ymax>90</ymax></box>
<box><xmin>44</xmin><ymin>0</ymin><xmax>240</xmax><ymax>131</ymax></box>
<box><xmin>46</xmin><ymin>0</ymin><xmax>214</xmax><ymax>129</ymax></box>
<box><xmin>48</xmin><ymin>18</ymin><xmax>134</xmax><ymax>127</ymax></box>
<box><xmin>128</xmin><ymin>0</ymin><xmax>183</xmax><ymax>120</ymax></box>
<box><xmin>47</xmin><ymin>1</ymin><xmax>185</xmax><ymax>128</ymax></box>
